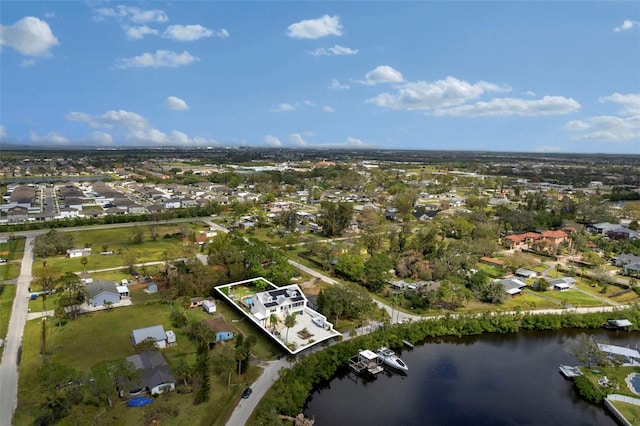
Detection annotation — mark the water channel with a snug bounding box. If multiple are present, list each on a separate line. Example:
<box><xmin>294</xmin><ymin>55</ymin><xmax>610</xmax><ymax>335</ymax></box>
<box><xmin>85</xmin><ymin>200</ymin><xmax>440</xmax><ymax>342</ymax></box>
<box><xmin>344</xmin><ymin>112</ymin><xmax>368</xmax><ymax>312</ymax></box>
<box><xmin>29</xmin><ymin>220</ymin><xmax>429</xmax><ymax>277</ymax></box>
<box><xmin>303</xmin><ymin>329</ymin><xmax>640</xmax><ymax>425</ymax></box>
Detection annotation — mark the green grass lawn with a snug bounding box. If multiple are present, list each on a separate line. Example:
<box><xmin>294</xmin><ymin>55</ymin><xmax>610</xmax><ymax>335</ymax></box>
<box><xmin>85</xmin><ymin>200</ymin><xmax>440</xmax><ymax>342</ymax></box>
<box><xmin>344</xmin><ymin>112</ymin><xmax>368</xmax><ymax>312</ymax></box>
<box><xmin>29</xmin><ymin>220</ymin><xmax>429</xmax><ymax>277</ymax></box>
<box><xmin>0</xmin><ymin>284</ymin><xmax>16</xmax><ymax>360</ymax></box>
<box><xmin>13</xmin><ymin>284</ymin><xmax>269</xmax><ymax>426</ymax></box>
<box><xmin>581</xmin><ymin>366</ymin><xmax>640</xmax><ymax>398</ymax></box>
<box><xmin>0</xmin><ymin>237</ymin><xmax>26</xmax><ymax>261</ymax></box>
<box><xmin>0</xmin><ymin>263</ymin><xmax>21</xmax><ymax>281</ymax></box>
<box><xmin>38</xmin><ymin>237</ymin><xmax>186</xmax><ymax>275</ymax></box>
<box><xmin>540</xmin><ymin>289</ymin><xmax>605</xmax><ymax>307</ymax></box>
<box><xmin>611</xmin><ymin>401</ymin><xmax>640</xmax><ymax>425</ymax></box>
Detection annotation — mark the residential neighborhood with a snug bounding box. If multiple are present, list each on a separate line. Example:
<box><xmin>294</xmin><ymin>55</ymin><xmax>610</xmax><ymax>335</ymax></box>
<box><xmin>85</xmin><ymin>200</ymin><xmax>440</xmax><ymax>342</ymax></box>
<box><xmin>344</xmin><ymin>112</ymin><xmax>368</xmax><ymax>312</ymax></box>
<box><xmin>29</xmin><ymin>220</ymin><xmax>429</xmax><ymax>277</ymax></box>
<box><xmin>0</xmin><ymin>148</ymin><xmax>639</xmax><ymax>425</ymax></box>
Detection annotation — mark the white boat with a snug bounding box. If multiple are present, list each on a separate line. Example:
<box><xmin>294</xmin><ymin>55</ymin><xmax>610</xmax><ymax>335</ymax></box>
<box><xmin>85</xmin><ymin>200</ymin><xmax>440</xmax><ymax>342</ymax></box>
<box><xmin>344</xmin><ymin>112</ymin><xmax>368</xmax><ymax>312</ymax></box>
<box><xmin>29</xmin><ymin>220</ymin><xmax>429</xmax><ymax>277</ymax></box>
<box><xmin>376</xmin><ymin>347</ymin><xmax>408</xmax><ymax>372</ymax></box>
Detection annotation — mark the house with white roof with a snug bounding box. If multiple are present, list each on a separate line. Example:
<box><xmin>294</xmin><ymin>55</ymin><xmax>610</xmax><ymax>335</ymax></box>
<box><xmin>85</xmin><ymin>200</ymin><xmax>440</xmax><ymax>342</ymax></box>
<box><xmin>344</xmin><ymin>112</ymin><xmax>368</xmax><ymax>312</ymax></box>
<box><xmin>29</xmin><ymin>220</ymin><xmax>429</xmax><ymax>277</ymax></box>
<box><xmin>251</xmin><ymin>284</ymin><xmax>307</xmax><ymax>322</ymax></box>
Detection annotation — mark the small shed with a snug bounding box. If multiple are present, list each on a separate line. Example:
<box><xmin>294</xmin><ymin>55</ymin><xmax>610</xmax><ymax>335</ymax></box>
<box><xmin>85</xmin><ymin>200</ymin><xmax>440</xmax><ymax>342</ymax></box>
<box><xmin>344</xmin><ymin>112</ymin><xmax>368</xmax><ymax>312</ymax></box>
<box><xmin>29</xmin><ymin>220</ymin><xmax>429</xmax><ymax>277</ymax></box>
<box><xmin>146</xmin><ymin>282</ymin><xmax>158</xmax><ymax>293</ymax></box>
<box><xmin>189</xmin><ymin>297</ymin><xmax>203</xmax><ymax>309</ymax></box>
<box><xmin>202</xmin><ymin>317</ymin><xmax>234</xmax><ymax>342</ymax></box>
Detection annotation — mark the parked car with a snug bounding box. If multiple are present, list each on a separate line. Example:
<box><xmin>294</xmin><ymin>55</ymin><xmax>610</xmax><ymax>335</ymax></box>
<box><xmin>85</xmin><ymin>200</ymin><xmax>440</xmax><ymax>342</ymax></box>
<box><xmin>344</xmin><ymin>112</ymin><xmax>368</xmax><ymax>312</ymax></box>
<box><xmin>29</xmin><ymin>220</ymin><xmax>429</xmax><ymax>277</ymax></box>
<box><xmin>241</xmin><ymin>387</ymin><xmax>252</xmax><ymax>399</ymax></box>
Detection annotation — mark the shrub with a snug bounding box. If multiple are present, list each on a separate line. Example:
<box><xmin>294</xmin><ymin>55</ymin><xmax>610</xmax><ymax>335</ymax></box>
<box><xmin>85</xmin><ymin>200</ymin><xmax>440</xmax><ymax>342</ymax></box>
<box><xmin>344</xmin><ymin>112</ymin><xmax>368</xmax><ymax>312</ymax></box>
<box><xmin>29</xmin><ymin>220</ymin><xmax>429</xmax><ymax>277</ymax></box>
<box><xmin>573</xmin><ymin>375</ymin><xmax>604</xmax><ymax>404</ymax></box>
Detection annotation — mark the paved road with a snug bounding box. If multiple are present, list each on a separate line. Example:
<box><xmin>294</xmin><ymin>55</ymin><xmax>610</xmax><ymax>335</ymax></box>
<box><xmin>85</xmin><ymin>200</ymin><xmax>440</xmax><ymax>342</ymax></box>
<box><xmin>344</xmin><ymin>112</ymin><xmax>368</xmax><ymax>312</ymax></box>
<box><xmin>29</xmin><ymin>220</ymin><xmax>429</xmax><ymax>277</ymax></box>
<box><xmin>225</xmin><ymin>359</ymin><xmax>288</xmax><ymax>426</ymax></box>
<box><xmin>0</xmin><ymin>236</ymin><xmax>35</xmax><ymax>426</ymax></box>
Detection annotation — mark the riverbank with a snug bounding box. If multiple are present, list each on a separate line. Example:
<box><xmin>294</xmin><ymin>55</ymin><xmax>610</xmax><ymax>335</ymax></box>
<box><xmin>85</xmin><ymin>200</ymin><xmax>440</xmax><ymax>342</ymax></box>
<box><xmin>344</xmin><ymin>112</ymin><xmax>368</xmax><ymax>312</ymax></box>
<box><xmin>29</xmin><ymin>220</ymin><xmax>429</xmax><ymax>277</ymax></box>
<box><xmin>252</xmin><ymin>306</ymin><xmax>640</xmax><ymax>424</ymax></box>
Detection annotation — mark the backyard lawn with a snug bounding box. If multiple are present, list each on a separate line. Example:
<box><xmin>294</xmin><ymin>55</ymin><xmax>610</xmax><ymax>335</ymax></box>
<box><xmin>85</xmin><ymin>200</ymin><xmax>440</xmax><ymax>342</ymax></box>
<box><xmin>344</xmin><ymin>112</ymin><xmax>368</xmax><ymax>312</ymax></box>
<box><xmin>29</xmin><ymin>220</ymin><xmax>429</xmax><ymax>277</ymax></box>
<box><xmin>13</xmin><ymin>283</ymin><xmax>267</xmax><ymax>426</ymax></box>
<box><xmin>540</xmin><ymin>289</ymin><xmax>605</xmax><ymax>307</ymax></box>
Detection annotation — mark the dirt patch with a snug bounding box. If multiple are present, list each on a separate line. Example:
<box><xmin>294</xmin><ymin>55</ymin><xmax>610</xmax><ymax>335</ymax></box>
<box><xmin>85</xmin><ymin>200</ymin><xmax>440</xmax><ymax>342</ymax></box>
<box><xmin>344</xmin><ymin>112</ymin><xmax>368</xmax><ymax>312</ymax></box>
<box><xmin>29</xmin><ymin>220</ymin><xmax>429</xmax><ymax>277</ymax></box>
<box><xmin>299</xmin><ymin>278</ymin><xmax>321</xmax><ymax>296</ymax></box>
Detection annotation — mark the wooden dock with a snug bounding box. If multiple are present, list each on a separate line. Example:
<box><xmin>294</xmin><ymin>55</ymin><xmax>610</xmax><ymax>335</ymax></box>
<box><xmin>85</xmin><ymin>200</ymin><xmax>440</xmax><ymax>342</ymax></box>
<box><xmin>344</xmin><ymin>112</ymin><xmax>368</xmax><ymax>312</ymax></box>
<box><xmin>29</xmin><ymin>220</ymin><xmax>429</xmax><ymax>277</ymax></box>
<box><xmin>559</xmin><ymin>365</ymin><xmax>582</xmax><ymax>378</ymax></box>
<box><xmin>349</xmin><ymin>350</ymin><xmax>384</xmax><ymax>376</ymax></box>
<box><xmin>402</xmin><ymin>340</ymin><xmax>414</xmax><ymax>348</ymax></box>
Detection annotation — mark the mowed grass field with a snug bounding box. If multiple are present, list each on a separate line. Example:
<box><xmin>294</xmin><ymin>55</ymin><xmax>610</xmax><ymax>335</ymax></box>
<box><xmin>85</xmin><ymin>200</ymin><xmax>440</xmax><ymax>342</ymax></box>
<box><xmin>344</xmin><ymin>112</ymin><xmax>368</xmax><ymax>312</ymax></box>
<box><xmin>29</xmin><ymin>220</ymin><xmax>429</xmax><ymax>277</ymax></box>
<box><xmin>40</xmin><ymin>223</ymin><xmax>202</xmax><ymax>274</ymax></box>
<box><xmin>14</xmin><ymin>284</ymin><xmax>270</xmax><ymax>426</ymax></box>
<box><xmin>0</xmin><ymin>237</ymin><xmax>27</xmax><ymax>281</ymax></box>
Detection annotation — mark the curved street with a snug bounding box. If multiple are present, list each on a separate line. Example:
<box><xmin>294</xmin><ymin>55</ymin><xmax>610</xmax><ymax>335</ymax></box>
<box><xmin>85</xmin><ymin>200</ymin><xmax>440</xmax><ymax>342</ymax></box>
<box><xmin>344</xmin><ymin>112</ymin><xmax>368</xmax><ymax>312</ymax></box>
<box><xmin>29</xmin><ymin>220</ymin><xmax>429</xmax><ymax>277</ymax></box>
<box><xmin>0</xmin><ymin>236</ymin><xmax>35</xmax><ymax>426</ymax></box>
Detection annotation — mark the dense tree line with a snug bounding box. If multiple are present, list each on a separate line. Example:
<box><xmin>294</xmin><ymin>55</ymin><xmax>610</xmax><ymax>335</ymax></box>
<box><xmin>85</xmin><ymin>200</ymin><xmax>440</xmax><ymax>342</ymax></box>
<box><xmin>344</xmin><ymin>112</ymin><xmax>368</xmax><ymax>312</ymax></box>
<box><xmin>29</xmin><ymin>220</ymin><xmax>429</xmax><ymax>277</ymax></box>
<box><xmin>254</xmin><ymin>306</ymin><xmax>640</xmax><ymax>424</ymax></box>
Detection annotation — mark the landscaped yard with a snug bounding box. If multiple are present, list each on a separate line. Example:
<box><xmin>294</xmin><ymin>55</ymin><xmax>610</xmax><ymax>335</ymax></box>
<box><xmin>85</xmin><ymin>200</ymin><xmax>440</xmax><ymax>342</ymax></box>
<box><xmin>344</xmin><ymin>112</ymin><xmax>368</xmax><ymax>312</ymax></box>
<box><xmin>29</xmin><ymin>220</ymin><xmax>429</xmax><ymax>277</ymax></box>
<box><xmin>611</xmin><ymin>401</ymin><xmax>640</xmax><ymax>424</ymax></box>
<box><xmin>0</xmin><ymin>263</ymin><xmax>21</xmax><ymax>281</ymax></box>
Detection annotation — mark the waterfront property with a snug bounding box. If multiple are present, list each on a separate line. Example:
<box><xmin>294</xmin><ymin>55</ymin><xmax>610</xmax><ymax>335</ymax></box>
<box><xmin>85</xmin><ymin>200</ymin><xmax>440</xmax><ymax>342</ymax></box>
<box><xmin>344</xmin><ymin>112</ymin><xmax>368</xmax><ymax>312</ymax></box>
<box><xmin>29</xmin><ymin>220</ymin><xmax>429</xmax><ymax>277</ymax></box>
<box><xmin>598</xmin><ymin>343</ymin><xmax>640</xmax><ymax>366</ymax></box>
<box><xmin>215</xmin><ymin>277</ymin><xmax>341</xmax><ymax>354</ymax></box>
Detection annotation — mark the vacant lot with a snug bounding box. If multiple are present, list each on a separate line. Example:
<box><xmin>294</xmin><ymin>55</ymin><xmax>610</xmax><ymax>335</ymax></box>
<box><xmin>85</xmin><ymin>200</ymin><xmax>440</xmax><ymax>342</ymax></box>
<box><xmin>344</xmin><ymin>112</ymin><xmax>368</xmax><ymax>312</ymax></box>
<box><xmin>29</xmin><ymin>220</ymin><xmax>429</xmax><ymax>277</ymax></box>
<box><xmin>39</xmin><ymin>223</ymin><xmax>203</xmax><ymax>274</ymax></box>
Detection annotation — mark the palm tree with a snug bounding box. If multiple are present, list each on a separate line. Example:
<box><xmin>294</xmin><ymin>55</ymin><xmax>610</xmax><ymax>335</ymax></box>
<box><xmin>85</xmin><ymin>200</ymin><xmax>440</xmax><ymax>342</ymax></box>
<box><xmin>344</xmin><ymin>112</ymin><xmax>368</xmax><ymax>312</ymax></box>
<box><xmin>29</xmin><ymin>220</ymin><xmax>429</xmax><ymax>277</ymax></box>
<box><xmin>269</xmin><ymin>314</ymin><xmax>278</xmax><ymax>331</ymax></box>
<box><xmin>80</xmin><ymin>256</ymin><xmax>88</xmax><ymax>274</ymax></box>
<box><xmin>284</xmin><ymin>313</ymin><xmax>297</xmax><ymax>343</ymax></box>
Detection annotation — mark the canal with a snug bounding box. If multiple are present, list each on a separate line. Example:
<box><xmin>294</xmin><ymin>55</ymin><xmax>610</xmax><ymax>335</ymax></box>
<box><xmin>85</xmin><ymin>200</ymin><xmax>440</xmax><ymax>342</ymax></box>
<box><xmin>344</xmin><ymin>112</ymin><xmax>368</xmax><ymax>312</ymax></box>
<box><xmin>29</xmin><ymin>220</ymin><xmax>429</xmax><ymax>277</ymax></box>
<box><xmin>304</xmin><ymin>329</ymin><xmax>640</xmax><ymax>425</ymax></box>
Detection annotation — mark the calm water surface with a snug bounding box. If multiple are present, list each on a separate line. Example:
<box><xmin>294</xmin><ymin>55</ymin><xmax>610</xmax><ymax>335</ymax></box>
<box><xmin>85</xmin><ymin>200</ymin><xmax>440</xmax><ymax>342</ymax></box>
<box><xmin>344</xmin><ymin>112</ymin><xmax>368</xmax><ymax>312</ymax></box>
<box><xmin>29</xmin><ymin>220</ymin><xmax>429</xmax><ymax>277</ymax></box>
<box><xmin>304</xmin><ymin>329</ymin><xmax>640</xmax><ymax>426</ymax></box>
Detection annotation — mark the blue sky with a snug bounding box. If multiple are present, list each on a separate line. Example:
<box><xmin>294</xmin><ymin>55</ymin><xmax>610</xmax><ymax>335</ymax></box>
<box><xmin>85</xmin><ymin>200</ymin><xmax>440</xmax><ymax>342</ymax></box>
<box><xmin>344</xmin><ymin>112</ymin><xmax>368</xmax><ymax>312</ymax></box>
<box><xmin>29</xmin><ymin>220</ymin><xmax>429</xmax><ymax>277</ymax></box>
<box><xmin>1</xmin><ymin>1</ymin><xmax>639</xmax><ymax>153</ymax></box>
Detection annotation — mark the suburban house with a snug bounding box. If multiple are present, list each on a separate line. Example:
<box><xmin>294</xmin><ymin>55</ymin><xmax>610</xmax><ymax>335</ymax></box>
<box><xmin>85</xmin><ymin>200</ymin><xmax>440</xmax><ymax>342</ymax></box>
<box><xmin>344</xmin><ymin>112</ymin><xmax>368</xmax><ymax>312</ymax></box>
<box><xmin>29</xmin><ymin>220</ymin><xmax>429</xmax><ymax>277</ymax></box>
<box><xmin>201</xmin><ymin>317</ymin><xmax>234</xmax><ymax>342</ymax></box>
<box><xmin>497</xmin><ymin>278</ymin><xmax>527</xmax><ymax>296</ymax></box>
<box><xmin>503</xmin><ymin>230</ymin><xmax>570</xmax><ymax>251</ymax></box>
<box><xmin>547</xmin><ymin>277</ymin><xmax>576</xmax><ymax>291</ymax></box>
<box><xmin>131</xmin><ymin>325</ymin><xmax>172</xmax><ymax>349</ymax></box>
<box><xmin>124</xmin><ymin>351</ymin><xmax>176</xmax><ymax>395</ymax></box>
<box><xmin>614</xmin><ymin>254</ymin><xmax>640</xmax><ymax>267</ymax></box>
<box><xmin>86</xmin><ymin>280</ymin><xmax>121</xmax><ymax>307</ymax></box>
<box><xmin>515</xmin><ymin>268</ymin><xmax>537</xmax><ymax>279</ymax></box>
<box><xmin>250</xmin><ymin>284</ymin><xmax>307</xmax><ymax>323</ymax></box>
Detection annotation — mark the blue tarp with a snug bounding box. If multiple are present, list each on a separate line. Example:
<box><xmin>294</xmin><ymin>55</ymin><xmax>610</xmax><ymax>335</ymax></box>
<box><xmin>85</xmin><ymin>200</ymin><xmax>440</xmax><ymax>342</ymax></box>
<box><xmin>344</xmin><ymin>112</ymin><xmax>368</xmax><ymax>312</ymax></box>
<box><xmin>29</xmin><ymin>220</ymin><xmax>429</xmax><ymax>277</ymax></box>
<box><xmin>127</xmin><ymin>397</ymin><xmax>153</xmax><ymax>407</ymax></box>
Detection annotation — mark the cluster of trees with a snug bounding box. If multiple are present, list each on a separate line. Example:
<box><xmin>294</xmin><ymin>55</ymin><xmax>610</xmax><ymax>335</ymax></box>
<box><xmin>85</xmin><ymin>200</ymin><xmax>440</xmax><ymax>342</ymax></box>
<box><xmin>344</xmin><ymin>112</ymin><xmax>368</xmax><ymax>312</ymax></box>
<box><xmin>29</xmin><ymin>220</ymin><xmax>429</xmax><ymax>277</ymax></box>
<box><xmin>255</xmin><ymin>306</ymin><xmax>640</xmax><ymax>423</ymax></box>
<box><xmin>33</xmin><ymin>229</ymin><xmax>73</xmax><ymax>258</ymax></box>
<box><xmin>316</xmin><ymin>282</ymin><xmax>375</xmax><ymax>324</ymax></box>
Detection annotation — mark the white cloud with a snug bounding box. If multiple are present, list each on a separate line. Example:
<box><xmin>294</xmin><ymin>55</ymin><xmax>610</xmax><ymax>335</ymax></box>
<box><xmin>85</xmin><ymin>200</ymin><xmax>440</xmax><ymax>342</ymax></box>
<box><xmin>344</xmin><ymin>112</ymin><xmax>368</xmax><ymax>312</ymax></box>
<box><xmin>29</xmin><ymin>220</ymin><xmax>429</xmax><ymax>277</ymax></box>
<box><xmin>323</xmin><ymin>106</ymin><xmax>335</xmax><ymax>112</ymax></box>
<box><xmin>88</xmin><ymin>131</ymin><xmax>113</xmax><ymax>144</ymax></box>
<box><xmin>270</xmin><ymin>103</ymin><xmax>296</xmax><ymax>112</ymax></box>
<box><xmin>115</xmin><ymin>50</ymin><xmax>199</xmax><ymax>69</ymax></box>
<box><xmin>66</xmin><ymin>109</ymin><xmax>217</xmax><ymax>146</ymax></box>
<box><xmin>126</xmin><ymin>25</ymin><xmax>159</xmax><ymax>40</ymax></box>
<box><xmin>523</xmin><ymin>90</ymin><xmax>536</xmax><ymax>97</ymax></box>
<box><xmin>330</xmin><ymin>78</ymin><xmax>349</xmax><ymax>90</ymax></box>
<box><xmin>368</xmin><ymin>76</ymin><xmax>504</xmax><ymax>110</ymax></box>
<box><xmin>362</xmin><ymin>65</ymin><xmax>404</xmax><ymax>85</ymax></box>
<box><xmin>93</xmin><ymin>5</ymin><xmax>168</xmax><ymax>24</ymax></box>
<box><xmin>29</xmin><ymin>130</ymin><xmax>69</xmax><ymax>144</ymax></box>
<box><xmin>309</xmin><ymin>45</ymin><xmax>358</xmax><ymax>56</ymax></box>
<box><xmin>288</xmin><ymin>133</ymin><xmax>308</xmax><ymax>146</ymax></box>
<box><xmin>600</xmin><ymin>93</ymin><xmax>640</xmax><ymax>115</ymax></box>
<box><xmin>287</xmin><ymin>15</ymin><xmax>342</xmax><ymax>39</ymax></box>
<box><xmin>264</xmin><ymin>135</ymin><xmax>282</xmax><ymax>147</ymax></box>
<box><xmin>0</xmin><ymin>16</ymin><xmax>59</xmax><ymax>57</ymax></box>
<box><xmin>614</xmin><ymin>20</ymin><xmax>639</xmax><ymax>32</ymax></box>
<box><xmin>535</xmin><ymin>145</ymin><xmax>563</xmax><ymax>153</ymax></box>
<box><xmin>20</xmin><ymin>59</ymin><xmax>37</xmax><ymax>67</ymax></box>
<box><xmin>165</xmin><ymin>96</ymin><xmax>189</xmax><ymax>110</ymax></box>
<box><xmin>163</xmin><ymin>24</ymin><xmax>228</xmax><ymax>41</ymax></box>
<box><xmin>0</xmin><ymin>125</ymin><xmax>7</xmax><ymax>140</ymax></box>
<box><xmin>566</xmin><ymin>92</ymin><xmax>640</xmax><ymax>142</ymax></box>
<box><xmin>434</xmin><ymin>96</ymin><xmax>580</xmax><ymax>117</ymax></box>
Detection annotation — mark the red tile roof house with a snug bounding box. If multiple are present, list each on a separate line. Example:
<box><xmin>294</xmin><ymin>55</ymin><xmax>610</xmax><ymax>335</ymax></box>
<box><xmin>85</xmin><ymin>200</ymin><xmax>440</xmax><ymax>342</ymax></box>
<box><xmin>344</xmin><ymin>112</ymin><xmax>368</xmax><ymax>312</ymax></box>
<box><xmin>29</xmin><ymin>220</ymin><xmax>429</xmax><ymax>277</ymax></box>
<box><xmin>503</xmin><ymin>230</ymin><xmax>571</xmax><ymax>252</ymax></box>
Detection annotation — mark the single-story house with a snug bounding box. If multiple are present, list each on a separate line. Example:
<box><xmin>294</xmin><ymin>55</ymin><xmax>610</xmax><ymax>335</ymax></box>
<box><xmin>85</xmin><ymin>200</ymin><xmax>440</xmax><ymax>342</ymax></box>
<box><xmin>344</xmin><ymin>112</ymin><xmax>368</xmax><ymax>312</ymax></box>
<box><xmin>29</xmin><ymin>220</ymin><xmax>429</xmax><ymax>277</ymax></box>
<box><xmin>86</xmin><ymin>280</ymin><xmax>121</xmax><ymax>307</ymax></box>
<box><xmin>497</xmin><ymin>278</ymin><xmax>527</xmax><ymax>296</ymax></box>
<box><xmin>480</xmin><ymin>257</ymin><xmax>506</xmax><ymax>268</ymax></box>
<box><xmin>548</xmin><ymin>277</ymin><xmax>576</xmax><ymax>291</ymax></box>
<box><xmin>131</xmin><ymin>325</ymin><xmax>169</xmax><ymax>349</ymax></box>
<box><xmin>202</xmin><ymin>317</ymin><xmax>234</xmax><ymax>342</ymax></box>
<box><xmin>125</xmin><ymin>351</ymin><xmax>176</xmax><ymax>395</ymax></box>
<box><xmin>515</xmin><ymin>268</ymin><xmax>537</xmax><ymax>279</ymax></box>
